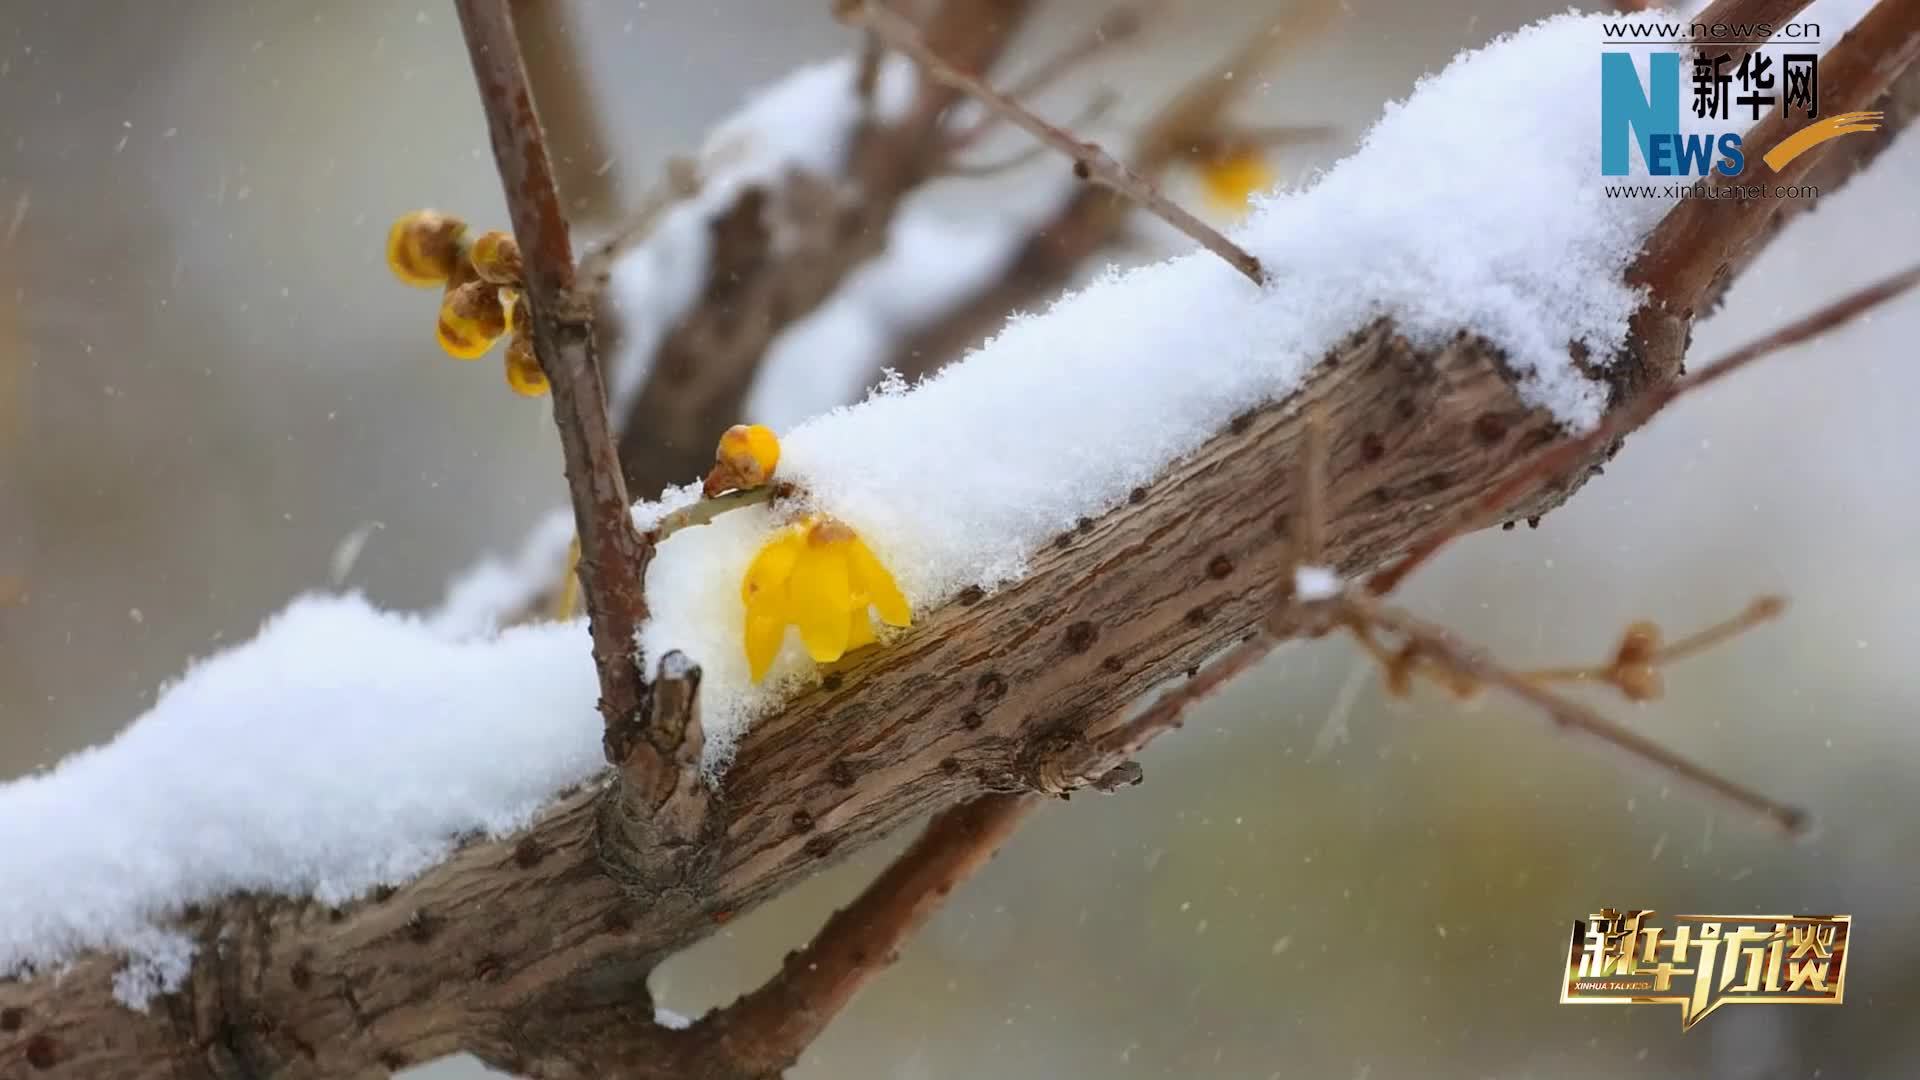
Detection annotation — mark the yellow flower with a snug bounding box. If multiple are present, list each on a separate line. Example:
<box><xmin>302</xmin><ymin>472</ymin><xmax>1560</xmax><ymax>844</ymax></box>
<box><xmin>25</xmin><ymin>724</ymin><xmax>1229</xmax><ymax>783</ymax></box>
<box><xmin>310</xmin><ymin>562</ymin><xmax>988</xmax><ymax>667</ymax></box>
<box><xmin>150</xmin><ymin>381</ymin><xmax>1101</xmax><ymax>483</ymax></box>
<box><xmin>704</xmin><ymin>423</ymin><xmax>781</xmax><ymax>497</ymax></box>
<box><xmin>1198</xmin><ymin>149</ymin><xmax>1277</xmax><ymax>213</ymax></box>
<box><xmin>436</xmin><ymin>280</ymin><xmax>517</xmax><ymax>360</ymax></box>
<box><xmin>468</xmin><ymin>230</ymin><xmax>524</xmax><ymax>285</ymax></box>
<box><xmin>741</xmin><ymin>516</ymin><xmax>911</xmax><ymax>682</ymax></box>
<box><xmin>385</xmin><ymin>210</ymin><xmax>469</xmax><ymax>287</ymax></box>
<box><xmin>503</xmin><ymin>329</ymin><xmax>549</xmax><ymax>397</ymax></box>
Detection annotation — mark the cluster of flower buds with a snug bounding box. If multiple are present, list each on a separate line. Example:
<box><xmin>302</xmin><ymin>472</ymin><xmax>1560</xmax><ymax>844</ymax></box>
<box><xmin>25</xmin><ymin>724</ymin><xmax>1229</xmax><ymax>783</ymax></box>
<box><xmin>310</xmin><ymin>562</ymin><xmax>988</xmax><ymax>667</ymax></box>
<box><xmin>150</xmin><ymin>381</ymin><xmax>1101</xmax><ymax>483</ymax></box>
<box><xmin>385</xmin><ymin>210</ymin><xmax>548</xmax><ymax>398</ymax></box>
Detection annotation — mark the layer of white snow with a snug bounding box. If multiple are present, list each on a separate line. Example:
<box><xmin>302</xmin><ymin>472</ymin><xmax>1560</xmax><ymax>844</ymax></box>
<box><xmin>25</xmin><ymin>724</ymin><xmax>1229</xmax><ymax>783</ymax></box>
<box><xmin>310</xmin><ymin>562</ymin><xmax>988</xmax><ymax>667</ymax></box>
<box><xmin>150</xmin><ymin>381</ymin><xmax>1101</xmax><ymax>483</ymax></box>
<box><xmin>744</xmin><ymin>193</ymin><xmax>1073</xmax><ymax>430</ymax></box>
<box><xmin>0</xmin><ymin>596</ymin><xmax>604</xmax><ymax>1004</ymax></box>
<box><xmin>645</xmin><ymin>1</ymin><xmax>1875</xmax><ymax>764</ymax></box>
<box><xmin>0</xmin><ymin>1</ymin><xmax>1883</xmax><ymax>1003</ymax></box>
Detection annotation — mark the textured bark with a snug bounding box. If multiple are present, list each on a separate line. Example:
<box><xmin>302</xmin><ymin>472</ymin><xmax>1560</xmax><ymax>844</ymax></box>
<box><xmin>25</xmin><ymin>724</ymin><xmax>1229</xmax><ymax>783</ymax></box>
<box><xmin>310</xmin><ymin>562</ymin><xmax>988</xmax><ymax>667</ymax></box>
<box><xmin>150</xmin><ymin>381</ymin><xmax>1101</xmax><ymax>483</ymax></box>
<box><xmin>0</xmin><ymin>313</ymin><xmax>1684</xmax><ymax>1080</ymax></box>
<box><xmin>4</xmin><ymin>13</ymin><xmax>1916</xmax><ymax>1080</ymax></box>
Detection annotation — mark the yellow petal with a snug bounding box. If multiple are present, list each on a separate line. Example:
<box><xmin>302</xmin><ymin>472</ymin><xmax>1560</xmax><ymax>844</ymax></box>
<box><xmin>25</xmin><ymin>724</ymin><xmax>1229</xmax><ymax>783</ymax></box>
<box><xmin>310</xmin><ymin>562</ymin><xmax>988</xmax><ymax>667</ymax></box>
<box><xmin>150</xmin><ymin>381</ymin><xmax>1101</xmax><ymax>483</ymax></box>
<box><xmin>742</xmin><ymin>424</ymin><xmax>780</xmax><ymax>475</ymax></box>
<box><xmin>741</xmin><ymin>529</ymin><xmax>803</xmax><ymax>607</ymax></box>
<box><xmin>469</xmin><ymin>230</ymin><xmax>523</xmax><ymax>285</ymax></box>
<box><xmin>790</xmin><ymin>546</ymin><xmax>853</xmax><ymax>662</ymax></box>
<box><xmin>745</xmin><ymin>611</ymin><xmax>786</xmax><ymax>683</ymax></box>
<box><xmin>436</xmin><ymin>315</ymin><xmax>495</xmax><ymax>360</ymax></box>
<box><xmin>706</xmin><ymin>424</ymin><xmax>782</xmax><ymax>496</ymax></box>
<box><xmin>1200</xmin><ymin>150</ymin><xmax>1276</xmax><ymax>213</ymax></box>
<box><xmin>846</xmin><ymin>608</ymin><xmax>877</xmax><ymax>650</ymax></box>
<box><xmin>503</xmin><ymin>332</ymin><xmax>549</xmax><ymax>397</ymax></box>
<box><xmin>437</xmin><ymin>282</ymin><xmax>510</xmax><ymax>360</ymax></box>
<box><xmin>386</xmin><ymin>210</ymin><xmax>468</xmax><ymax>287</ymax></box>
<box><xmin>846</xmin><ymin>537</ymin><xmax>911</xmax><ymax>627</ymax></box>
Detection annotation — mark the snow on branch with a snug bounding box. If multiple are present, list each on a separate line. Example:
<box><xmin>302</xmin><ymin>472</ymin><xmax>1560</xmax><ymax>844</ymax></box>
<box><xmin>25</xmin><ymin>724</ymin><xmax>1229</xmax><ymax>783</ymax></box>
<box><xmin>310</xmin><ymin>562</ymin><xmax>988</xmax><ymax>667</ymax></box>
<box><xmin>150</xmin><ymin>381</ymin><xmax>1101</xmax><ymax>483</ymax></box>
<box><xmin>0</xmin><ymin>0</ymin><xmax>1906</xmax><ymax>1027</ymax></box>
<box><xmin>0</xmin><ymin>595</ymin><xmax>604</xmax><ymax>1004</ymax></box>
<box><xmin>639</xmin><ymin>2</ymin><xmax>1878</xmax><ymax>761</ymax></box>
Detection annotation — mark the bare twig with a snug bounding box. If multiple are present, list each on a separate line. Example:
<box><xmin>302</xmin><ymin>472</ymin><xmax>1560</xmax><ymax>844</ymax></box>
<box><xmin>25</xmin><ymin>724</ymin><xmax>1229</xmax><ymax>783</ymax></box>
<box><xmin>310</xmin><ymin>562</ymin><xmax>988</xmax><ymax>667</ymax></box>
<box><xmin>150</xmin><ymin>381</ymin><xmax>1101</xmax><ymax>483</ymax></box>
<box><xmin>941</xmin><ymin>90</ymin><xmax>1117</xmax><ymax>177</ymax></box>
<box><xmin>578</xmin><ymin>157</ymin><xmax>701</xmax><ymax>297</ymax></box>
<box><xmin>692</xmin><ymin>794</ymin><xmax>1035</xmax><ymax>1076</ymax></box>
<box><xmin>838</xmin><ymin>0</ymin><xmax>1266</xmax><ymax>284</ymax></box>
<box><xmin>884</xmin><ymin>1</ymin><xmax>1335</xmax><ymax>381</ymax></box>
<box><xmin>454</xmin><ymin>0</ymin><xmax>655</xmax><ymax>765</ymax></box>
<box><xmin>1341</xmin><ymin>594</ymin><xmax>1807</xmax><ymax>834</ymax></box>
<box><xmin>944</xmin><ymin>0</ymin><xmax>1163</xmax><ymax>153</ymax></box>
<box><xmin>1368</xmin><ymin>260</ymin><xmax>1920</xmax><ymax>596</ymax></box>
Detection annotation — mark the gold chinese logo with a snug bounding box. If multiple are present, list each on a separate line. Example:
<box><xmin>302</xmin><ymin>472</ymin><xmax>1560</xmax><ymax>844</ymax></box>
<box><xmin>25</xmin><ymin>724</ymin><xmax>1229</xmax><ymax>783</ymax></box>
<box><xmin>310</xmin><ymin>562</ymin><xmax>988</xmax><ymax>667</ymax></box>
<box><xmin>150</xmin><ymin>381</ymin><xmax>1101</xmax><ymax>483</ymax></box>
<box><xmin>1561</xmin><ymin>909</ymin><xmax>1851</xmax><ymax>1029</ymax></box>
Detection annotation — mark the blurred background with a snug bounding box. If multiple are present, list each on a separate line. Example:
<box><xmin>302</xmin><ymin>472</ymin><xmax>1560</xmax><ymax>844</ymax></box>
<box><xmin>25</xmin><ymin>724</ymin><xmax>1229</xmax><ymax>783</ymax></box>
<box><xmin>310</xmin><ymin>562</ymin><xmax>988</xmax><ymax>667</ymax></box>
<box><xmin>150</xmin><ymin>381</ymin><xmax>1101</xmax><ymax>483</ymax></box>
<box><xmin>3</xmin><ymin>2</ymin><xmax>1916</xmax><ymax>1077</ymax></box>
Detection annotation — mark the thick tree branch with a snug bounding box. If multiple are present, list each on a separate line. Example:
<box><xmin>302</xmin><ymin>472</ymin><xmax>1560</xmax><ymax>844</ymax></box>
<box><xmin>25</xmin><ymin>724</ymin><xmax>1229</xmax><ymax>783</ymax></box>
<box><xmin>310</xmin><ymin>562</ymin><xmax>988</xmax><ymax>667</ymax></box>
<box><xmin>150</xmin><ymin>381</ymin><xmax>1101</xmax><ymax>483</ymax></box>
<box><xmin>1633</xmin><ymin>0</ymin><xmax>1920</xmax><ymax>312</ymax></box>
<box><xmin>5</xmin><ymin>10</ymin><xmax>1917</xmax><ymax>1079</ymax></box>
<box><xmin>689</xmin><ymin>795</ymin><xmax>1034</xmax><ymax>1078</ymax></box>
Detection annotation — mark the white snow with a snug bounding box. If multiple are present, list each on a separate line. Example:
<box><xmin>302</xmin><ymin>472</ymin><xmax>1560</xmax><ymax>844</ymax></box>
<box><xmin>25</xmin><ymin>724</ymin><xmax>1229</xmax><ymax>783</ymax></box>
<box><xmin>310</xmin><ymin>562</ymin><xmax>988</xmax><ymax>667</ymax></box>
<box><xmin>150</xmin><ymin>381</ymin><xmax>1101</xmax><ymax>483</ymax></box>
<box><xmin>1293</xmin><ymin>565</ymin><xmax>1343</xmax><ymax>602</ymax></box>
<box><xmin>430</xmin><ymin>508</ymin><xmax>576</xmax><ymax>639</ymax></box>
<box><xmin>0</xmin><ymin>595</ymin><xmax>604</xmax><ymax>1003</ymax></box>
<box><xmin>606</xmin><ymin>53</ymin><xmax>917</xmax><ymax>424</ymax></box>
<box><xmin>0</xmin><ymin>1</ymin><xmax>1885</xmax><ymax>1002</ymax></box>
<box><xmin>744</xmin><ymin>194</ymin><xmax>1072</xmax><ymax>430</ymax></box>
<box><xmin>645</xmin><ymin>1</ymin><xmax>1875</xmax><ymax>764</ymax></box>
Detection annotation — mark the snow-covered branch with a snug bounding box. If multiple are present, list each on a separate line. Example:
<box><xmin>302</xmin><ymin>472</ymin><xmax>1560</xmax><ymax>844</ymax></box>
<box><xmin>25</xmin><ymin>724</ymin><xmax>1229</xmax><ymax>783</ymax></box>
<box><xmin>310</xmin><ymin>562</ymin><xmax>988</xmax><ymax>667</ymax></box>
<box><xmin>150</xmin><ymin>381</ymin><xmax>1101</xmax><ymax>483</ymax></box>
<box><xmin>3</xmin><ymin>2</ymin><xmax>1917</xmax><ymax>1077</ymax></box>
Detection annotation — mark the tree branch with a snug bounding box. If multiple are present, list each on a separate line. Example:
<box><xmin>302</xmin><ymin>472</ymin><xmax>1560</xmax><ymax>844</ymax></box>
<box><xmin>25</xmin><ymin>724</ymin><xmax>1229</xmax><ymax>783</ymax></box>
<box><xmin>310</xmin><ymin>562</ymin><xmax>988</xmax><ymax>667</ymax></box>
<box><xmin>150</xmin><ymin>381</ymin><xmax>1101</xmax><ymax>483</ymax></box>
<box><xmin>835</xmin><ymin>0</ymin><xmax>1266</xmax><ymax>285</ymax></box>
<box><xmin>456</xmin><ymin>0</ymin><xmax>653</xmax><ymax>770</ymax></box>
<box><xmin>5</xmin><ymin>10</ymin><xmax>1917</xmax><ymax>1079</ymax></box>
<box><xmin>688</xmin><ymin>795</ymin><xmax>1034</xmax><ymax>1077</ymax></box>
<box><xmin>885</xmin><ymin>0</ymin><xmax>1335</xmax><ymax>380</ymax></box>
<box><xmin>1633</xmin><ymin>0</ymin><xmax>1920</xmax><ymax>312</ymax></box>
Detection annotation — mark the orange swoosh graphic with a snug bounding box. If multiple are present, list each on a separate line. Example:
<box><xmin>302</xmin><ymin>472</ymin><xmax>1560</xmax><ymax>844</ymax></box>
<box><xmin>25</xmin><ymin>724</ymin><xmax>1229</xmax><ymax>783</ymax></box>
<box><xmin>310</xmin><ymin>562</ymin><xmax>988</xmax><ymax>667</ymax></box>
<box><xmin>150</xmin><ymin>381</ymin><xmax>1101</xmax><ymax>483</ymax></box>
<box><xmin>1763</xmin><ymin>111</ymin><xmax>1884</xmax><ymax>172</ymax></box>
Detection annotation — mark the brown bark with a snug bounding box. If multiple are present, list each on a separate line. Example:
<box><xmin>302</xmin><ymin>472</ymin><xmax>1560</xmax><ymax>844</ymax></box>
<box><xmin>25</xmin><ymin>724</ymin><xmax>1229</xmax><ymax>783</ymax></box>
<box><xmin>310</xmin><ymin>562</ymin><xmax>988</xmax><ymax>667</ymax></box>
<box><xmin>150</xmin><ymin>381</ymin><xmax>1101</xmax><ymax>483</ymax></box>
<box><xmin>456</xmin><ymin>0</ymin><xmax>654</xmax><ymax>765</ymax></box>
<box><xmin>3</xmin><ymin>9</ymin><xmax>1916</xmax><ymax>1080</ymax></box>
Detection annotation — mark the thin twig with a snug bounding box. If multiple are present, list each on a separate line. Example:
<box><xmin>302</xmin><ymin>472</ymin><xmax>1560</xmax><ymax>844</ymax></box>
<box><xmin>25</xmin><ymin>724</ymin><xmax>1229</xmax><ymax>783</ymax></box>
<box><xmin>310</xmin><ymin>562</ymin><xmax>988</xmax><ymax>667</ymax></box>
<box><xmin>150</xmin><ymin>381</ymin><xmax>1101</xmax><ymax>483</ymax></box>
<box><xmin>1342</xmin><ymin>594</ymin><xmax>1808</xmax><ymax>834</ymax></box>
<box><xmin>854</xmin><ymin>28</ymin><xmax>886</xmax><ymax>105</ymax></box>
<box><xmin>838</xmin><ymin>0</ymin><xmax>1266</xmax><ymax>284</ymax></box>
<box><xmin>692</xmin><ymin>794</ymin><xmax>1036</xmax><ymax>1076</ymax></box>
<box><xmin>944</xmin><ymin>0</ymin><xmax>1163</xmax><ymax>153</ymax></box>
<box><xmin>941</xmin><ymin>90</ymin><xmax>1118</xmax><ymax>177</ymax></box>
<box><xmin>578</xmin><ymin>157</ymin><xmax>701</xmax><ymax>297</ymax></box>
<box><xmin>454</xmin><ymin>0</ymin><xmax>655</xmax><ymax>763</ymax></box>
<box><xmin>1368</xmin><ymin>260</ymin><xmax>1920</xmax><ymax>596</ymax></box>
<box><xmin>882</xmin><ymin>0</ymin><xmax>1334</xmax><ymax>382</ymax></box>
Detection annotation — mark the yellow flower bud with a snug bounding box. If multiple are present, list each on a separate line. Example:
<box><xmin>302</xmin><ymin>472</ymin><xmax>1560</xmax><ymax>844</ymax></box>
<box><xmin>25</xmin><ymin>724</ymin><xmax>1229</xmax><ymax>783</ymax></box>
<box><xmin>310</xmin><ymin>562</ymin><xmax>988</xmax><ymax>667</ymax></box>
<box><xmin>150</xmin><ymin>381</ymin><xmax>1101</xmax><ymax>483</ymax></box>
<box><xmin>437</xmin><ymin>281</ymin><xmax>512</xmax><ymax>360</ymax></box>
<box><xmin>1198</xmin><ymin>149</ymin><xmax>1277</xmax><ymax>213</ymax></box>
<box><xmin>739</xmin><ymin>515</ymin><xmax>910</xmax><ymax>682</ymax></box>
<box><xmin>504</xmin><ymin>328</ymin><xmax>550</xmax><ymax>397</ymax></box>
<box><xmin>470</xmin><ymin>230</ymin><xmax>524</xmax><ymax>285</ymax></box>
<box><xmin>386</xmin><ymin>210</ymin><xmax>469</xmax><ymax>287</ymax></box>
<box><xmin>703</xmin><ymin>424</ymin><xmax>782</xmax><ymax>497</ymax></box>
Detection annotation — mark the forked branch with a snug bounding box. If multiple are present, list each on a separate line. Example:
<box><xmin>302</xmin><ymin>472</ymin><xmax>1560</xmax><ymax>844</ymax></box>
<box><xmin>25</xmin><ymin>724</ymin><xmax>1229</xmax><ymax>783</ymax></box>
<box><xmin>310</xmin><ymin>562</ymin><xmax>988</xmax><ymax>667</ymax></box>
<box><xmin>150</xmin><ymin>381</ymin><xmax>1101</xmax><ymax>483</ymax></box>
<box><xmin>455</xmin><ymin>0</ymin><xmax>697</xmax><ymax>809</ymax></box>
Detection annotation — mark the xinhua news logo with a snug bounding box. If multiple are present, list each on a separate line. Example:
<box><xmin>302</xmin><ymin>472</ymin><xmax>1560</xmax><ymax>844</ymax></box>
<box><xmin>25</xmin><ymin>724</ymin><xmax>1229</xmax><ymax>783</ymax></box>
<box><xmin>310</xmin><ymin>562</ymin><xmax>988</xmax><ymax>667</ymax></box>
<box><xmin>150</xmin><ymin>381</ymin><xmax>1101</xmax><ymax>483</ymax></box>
<box><xmin>1561</xmin><ymin>909</ymin><xmax>1853</xmax><ymax>1030</ymax></box>
<box><xmin>1599</xmin><ymin>19</ymin><xmax>1881</xmax><ymax>187</ymax></box>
